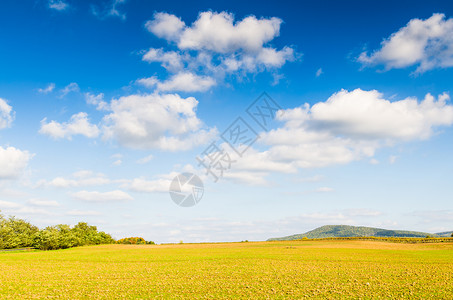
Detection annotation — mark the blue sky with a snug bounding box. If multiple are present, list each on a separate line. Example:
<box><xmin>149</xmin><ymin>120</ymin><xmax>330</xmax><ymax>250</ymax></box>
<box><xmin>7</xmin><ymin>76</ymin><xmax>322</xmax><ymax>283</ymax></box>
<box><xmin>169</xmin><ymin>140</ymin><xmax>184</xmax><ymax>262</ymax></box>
<box><xmin>0</xmin><ymin>0</ymin><xmax>453</xmax><ymax>242</ymax></box>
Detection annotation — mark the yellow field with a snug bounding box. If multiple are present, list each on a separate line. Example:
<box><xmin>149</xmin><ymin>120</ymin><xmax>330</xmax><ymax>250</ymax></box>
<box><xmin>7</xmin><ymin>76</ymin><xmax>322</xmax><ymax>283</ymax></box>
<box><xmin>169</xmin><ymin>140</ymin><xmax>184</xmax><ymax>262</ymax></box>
<box><xmin>1</xmin><ymin>240</ymin><xmax>452</xmax><ymax>299</ymax></box>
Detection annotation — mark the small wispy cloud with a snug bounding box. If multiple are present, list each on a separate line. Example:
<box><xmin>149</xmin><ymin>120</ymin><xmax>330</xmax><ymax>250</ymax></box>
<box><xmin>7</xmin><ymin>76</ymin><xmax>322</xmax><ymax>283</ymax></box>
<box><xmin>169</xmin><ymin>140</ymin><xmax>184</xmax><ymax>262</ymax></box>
<box><xmin>38</xmin><ymin>83</ymin><xmax>55</xmax><ymax>94</ymax></box>
<box><xmin>48</xmin><ymin>0</ymin><xmax>69</xmax><ymax>11</ymax></box>
<box><xmin>369</xmin><ymin>158</ymin><xmax>379</xmax><ymax>165</ymax></box>
<box><xmin>316</xmin><ymin>68</ymin><xmax>323</xmax><ymax>77</ymax></box>
<box><xmin>315</xmin><ymin>187</ymin><xmax>334</xmax><ymax>193</ymax></box>
<box><xmin>92</xmin><ymin>0</ymin><xmax>127</xmax><ymax>21</ymax></box>
<box><xmin>136</xmin><ymin>154</ymin><xmax>153</xmax><ymax>164</ymax></box>
<box><xmin>72</xmin><ymin>190</ymin><xmax>133</xmax><ymax>202</ymax></box>
<box><xmin>27</xmin><ymin>198</ymin><xmax>60</xmax><ymax>207</ymax></box>
<box><xmin>66</xmin><ymin>209</ymin><xmax>101</xmax><ymax>216</ymax></box>
<box><xmin>59</xmin><ymin>82</ymin><xmax>80</xmax><ymax>98</ymax></box>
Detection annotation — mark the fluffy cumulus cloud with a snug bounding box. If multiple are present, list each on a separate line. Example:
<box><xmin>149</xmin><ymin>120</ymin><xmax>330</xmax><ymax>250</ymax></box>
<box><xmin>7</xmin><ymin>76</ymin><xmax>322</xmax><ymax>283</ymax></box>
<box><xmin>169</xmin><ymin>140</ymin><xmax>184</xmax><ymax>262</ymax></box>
<box><xmin>142</xmin><ymin>48</ymin><xmax>184</xmax><ymax>72</ymax></box>
<box><xmin>359</xmin><ymin>13</ymin><xmax>453</xmax><ymax>73</ymax></box>
<box><xmin>149</xmin><ymin>11</ymin><xmax>282</xmax><ymax>53</ymax></box>
<box><xmin>0</xmin><ymin>98</ymin><xmax>14</xmax><ymax>129</ymax></box>
<box><xmin>39</xmin><ymin>112</ymin><xmax>100</xmax><ymax>140</ymax></box>
<box><xmin>217</xmin><ymin>89</ymin><xmax>453</xmax><ymax>184</ymax></box>
<box><xmin>41</xmin><ymin>91</ymin><xmax>215</xmax><ymax>151</ymax></box>
<box><xmin>305</xmin><ymin>89</ymin><xmax>453</xmax><ymax>140</ymax></box>
<box><xmin>137</xmin><ymin>72</ymin><xmax>216</xmax><ymax>92</ymax></box>
<box><xmin>85</xmin><ymin>93</ymin><xmax>109</xmax><ymax>110</ymax></box>
<box><xmin>0</xmin><ymin>146</ymin><xmax>33</xmax><ymax>179</ymax></box>
<box><xmin>262</xmin><ymin>89</ymin><xmax>453</xmax><ymax>164</ymax></box>
<box><xmin>102</xmin><ymin>93</ymin><xmax>217</xmax><ymax>150</ymax></box>
<box><xmin>142</xmin><ymin>11</ymin><xmax>296</xmax><ymax>88</ymax></box>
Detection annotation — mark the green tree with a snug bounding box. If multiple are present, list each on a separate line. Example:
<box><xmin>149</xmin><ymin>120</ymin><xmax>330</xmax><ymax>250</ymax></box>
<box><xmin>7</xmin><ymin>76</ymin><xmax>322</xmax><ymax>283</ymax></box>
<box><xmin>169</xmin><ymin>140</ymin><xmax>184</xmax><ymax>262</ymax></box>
<box><xmin>0</xmin><ymin>215</ymin><xmax>39</xmax><ymax>249</ymax></box>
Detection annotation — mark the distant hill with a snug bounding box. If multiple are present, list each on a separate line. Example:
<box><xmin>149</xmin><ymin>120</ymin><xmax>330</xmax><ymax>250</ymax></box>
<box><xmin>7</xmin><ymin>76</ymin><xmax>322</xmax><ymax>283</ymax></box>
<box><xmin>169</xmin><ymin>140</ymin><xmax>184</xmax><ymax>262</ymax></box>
<box><xmin>435</xmin><ymin>231</ymin><xmax>453</xmax><ymax>237</ymax></box>
<box><xmin>267</xmin><ymin>225</ymin><xmax>447</xmax><ymax>241</ymax></box>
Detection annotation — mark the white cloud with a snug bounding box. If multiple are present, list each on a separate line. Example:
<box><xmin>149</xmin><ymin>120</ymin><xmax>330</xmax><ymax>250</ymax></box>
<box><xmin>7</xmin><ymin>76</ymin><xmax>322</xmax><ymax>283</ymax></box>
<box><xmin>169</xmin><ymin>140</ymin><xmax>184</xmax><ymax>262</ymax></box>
<box><xmin>38</xmin><ymin>83</ymin><xmax>55</xmax><ymax>94</ymax></box>
<box><xmin>72</xmin><ymin>190</ymin><xmax>133</xmax><ymax>202</ymax></box>
<box><xmin>44</xmin><ymin>177</ymin><xmax>78</xmax><ymax>188</ymax></box>
<box><xmin>0</xmin><ymin>200</ymin><xmax>54</xmax><ymax>216</ymax></box>
<box><xmin>107</xmin><ymin>0</ymin><xmax>126</xmax><ymax>20</ymax></box>
<box><xmin>0</xmin><ymin>98</ymin><xmax>14</xmax><ymax>129</ymax></box>
<box><xmin>346</xmin><ymin>209</ymin><xmax>382</xmax><ymax>217</ymax></box>
<box><xmin>145</xmin><ymin>12</ymin><xmax>185</xmax><ymax>41</ymax></box>
<box><xmin>77</xmin><ymin>177</ymin><xmax>111</xmax><ymax>186</ymax></box>
<box><xmin>136</xmin><ymin>154</ymin><xmax>153</xmax><ymax>164</ymax></box>
<box><xmin>111</xmin><ymin>153</ymin><xmax>122</xmax><ymax>159</ymax></box>
<box><xmin>0</xmin><ymin>146</ymin><xmax>33</xmax><ymax>179</ymax></box>
<box><xmin>358</xmin><ymin>13</ymin><xmax>453</xmax><ymax>73</ymax></box>
<box><xmin>150</xmin><ymin>11</ymin><xmax>282</xmax><ymax>53</ymax></box>
<box><xmin>92</xmin><ymin>0</ymin><xmax>127</xmax><ymax>20</ymax></box>
<box><xmin>124</xmin><ymin>177</ymin><xmax>170</xmax><ymax>193</ymax></box>
<box><xmin>0</xmin><ymin>188</ymin><xmax>29</xmax><ymax>199</ymax></box>
<box><xmin>73</xmin><ymin>170</ymin><xmax>94</xmax><ymax>178</ymax></box>
<box><xmin>27</xmin><ymin>198</ymin><xmax>60</xmax><ymax>207</ymax></box>
<box><xmin>0</xmin><ymin>200</ymin><xmax>22</xmax><ymax>208</ymax></box>
<box><xmin>223</xmin><ymin>47</ymin><xmax>295</xmax><ymax>73</ymax></box>
<box><xmin>143</xmin><ymin>11</ymin><xmax>296</xmax><ymax>81</ymax></box>
<box><xmin>297</xmin><ymin>175</ymin><xmax>324</xmax><ymax>183</ymax></box>
<box><xmin>315</xmin><ymin>187</ymin><xmax>334</xmax><ymax>193</ymax></box>
<box><xmin>316</xmin><ymin>68</ymin><xmax>323</xmax><ymax>77</ymax></box>
<box><xmin>256</xmin><ymin>47</ymin><xmax>294</xmax><ymax>68</ymax></box>
<box><xmin>41</xmin><ymin>91</ymin><xmax>215</xmax><ymax>151</ymax></box>
<box><xmin>222</xmin><ymin>171</ymin><xmax>269</xmax><ymax>186</ymax></box>
<box><xmin>102</xmin><ymin>93</ymin><xmax>217</xmax><ymax>150</ymax></box>
<box><xmin>216</xmin><ymin>88</ymin><xmax>453</xmax><ymax>185</ymax></box>
<box><xmin>59</xmin><ymin>82</ymin><xmax>80</xmax><ymax>98</ymax></box>
<box><xmin>67</xmin><ymin>209</ymin><xmax>101</xmax><ymax>216</ymax></box>
<box><xmin>142</xmin><ymin>48</ymin><xmax>184</xmax><ymax>72</ymax></box>
<box><xmin>369</xmin><ymin>158</ymin><xmax>379</xmax><ymax>165</ymax></box>
<box><xmin>85</xmin><ymin>93</ymin><xmax>108</xmax><ymax>110</ymax></box>
<box><xmin>137</xmin><ymin>72</ymin><xmax>216</xmax><ymax>92</ymax></box>
<box><xmin>259</xmin><ymin>90</ymin><xmax>453</xmax><ymax>170</ymax></box>
<box><xmin>11</xmin><ymin>206</ymin><xmax>53</xmax><ymax>215</ymax></box>
<box><xmin>48</xmin><ymin>0</ymin><xmax>69</xmax><ymax>11</ymax></box>
<box><xmin>39</xmin><ymin>112</ymin><xmax>100</xmax><ymax>140</ymax></box>
<box><xmin>37</xmin><ymin>171</ymin><xmax>110</xmax><ymax>188</ymax></box>
<box><xmin>304</xmin><ymin>89</ymin><xmax>453</xmax><ymax>140</ymax></box>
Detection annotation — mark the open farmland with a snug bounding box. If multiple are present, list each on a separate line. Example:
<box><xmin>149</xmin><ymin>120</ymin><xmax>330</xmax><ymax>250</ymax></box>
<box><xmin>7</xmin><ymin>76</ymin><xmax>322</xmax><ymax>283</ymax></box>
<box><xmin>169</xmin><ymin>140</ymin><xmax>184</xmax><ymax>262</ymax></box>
<box><xmin>0</xmin><ymin>240</ymin><xmax>452</xmax><ymax>299</ymax></box>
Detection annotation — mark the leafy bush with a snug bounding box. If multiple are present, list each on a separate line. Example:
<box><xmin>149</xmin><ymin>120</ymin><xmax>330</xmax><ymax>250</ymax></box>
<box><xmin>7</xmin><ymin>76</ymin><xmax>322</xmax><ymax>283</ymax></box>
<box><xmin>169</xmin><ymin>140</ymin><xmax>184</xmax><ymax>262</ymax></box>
<box><xmin>117</xmin><ymin>237</ymin><xmax>155</xmax><ymax>245</ymax></box>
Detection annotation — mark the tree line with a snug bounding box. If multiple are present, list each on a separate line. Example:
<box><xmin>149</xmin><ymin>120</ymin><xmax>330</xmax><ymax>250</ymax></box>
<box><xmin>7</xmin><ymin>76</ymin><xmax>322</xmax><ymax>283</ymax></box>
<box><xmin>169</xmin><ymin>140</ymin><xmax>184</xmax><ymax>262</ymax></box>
<box><xmin>0</xmin><ymin>212</ymin><xmax>115</xmax><ymax>250</ymax></box>
<box><xmin>116</xmin><ymin>237</ymin><xmax>155</xmax><ymax>244</ymax></box>
<box><xmin>0</xmin><ymin>212</ymin><xmax>157</xmax><ymax>250</ymax></box>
